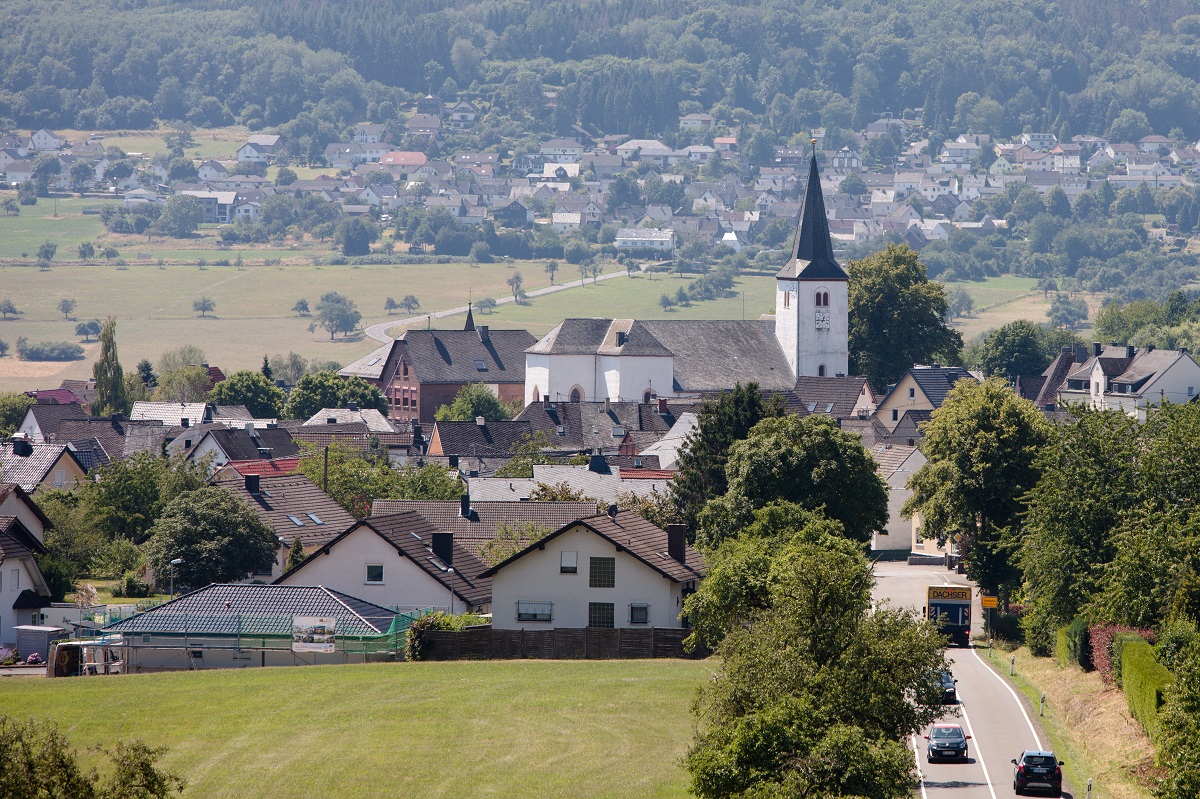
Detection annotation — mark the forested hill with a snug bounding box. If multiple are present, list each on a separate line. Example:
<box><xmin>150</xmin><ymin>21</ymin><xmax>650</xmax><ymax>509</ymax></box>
<box><xmin>4</xmin><ymin>0</ymin><xmax>1200</xmax><ymax>142</ymax></box>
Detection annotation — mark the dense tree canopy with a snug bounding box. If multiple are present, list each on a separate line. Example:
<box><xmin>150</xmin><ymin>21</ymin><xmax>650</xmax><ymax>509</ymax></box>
<box><xmin>282</xmin><ymin>371</ymin><xmax>386</xmax><ymax>420</ymax></box>
<box><xmin>848</xmin><ymin>244</ymin><xmax>962</xmax><ymax>388</ymax></box>
<box><xmin>208</xmin><ymin>370</ymin><xmax>286</xmax><ymax>418</ymax></box>
<box><xmin>434</xmin><ymin>382</ymin><xmax>515</xmax><ymax>422</ymax></box>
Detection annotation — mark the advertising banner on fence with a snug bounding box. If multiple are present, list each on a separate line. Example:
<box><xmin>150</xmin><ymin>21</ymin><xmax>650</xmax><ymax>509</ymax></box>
<box><xmin>292</xmin><ymin>616</ymin><xmax>336</xmax><ymax>654</ymax></box>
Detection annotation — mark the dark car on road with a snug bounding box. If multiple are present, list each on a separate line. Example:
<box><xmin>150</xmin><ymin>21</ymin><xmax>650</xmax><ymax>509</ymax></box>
<box><xmin>939</xmin><ymin>671</ymin><xmax>958</xmax><ymax>703</ymax></box>
<box><xmin>925</xmin><ymin>723</ymin><xmax>970</xmax><ymax>762</ymax></box>
<box><xmin>1012</xmin><ymin>750</ymin><xmax>1064</xmax><ymax>795</ymax></box>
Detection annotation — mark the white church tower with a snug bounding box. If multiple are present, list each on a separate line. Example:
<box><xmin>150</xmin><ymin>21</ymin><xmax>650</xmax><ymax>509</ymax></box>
<box><xmin>774</xmin><ymin>151</ymin><xmax>849</xmax><ymax>378</ymax></box>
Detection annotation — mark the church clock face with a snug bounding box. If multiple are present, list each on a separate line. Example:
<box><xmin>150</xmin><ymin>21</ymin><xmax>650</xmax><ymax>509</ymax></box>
<box><xmin>814</xmin><ymin>309</ymin><xmax>830</xmax><ymax>329</ymax></box>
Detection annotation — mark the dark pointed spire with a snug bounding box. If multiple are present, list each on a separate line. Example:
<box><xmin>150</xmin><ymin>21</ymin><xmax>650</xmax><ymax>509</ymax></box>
<box><xmin>777</xmin><ymin>152</ymin><xmax>847</xmax><ymax>281</ymax></box>
<box><xmin>464</xmin><ymin>303</ymin><xmax>475</xmax><ymax>331</ymax></box>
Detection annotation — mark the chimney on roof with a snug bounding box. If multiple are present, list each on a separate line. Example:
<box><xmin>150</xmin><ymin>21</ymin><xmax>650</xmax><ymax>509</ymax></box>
<box><xmin>1093</xmin><ymin>342</ymin><xmax>1103</xmax><ymax>357</ymax></box>
<box><xmin>111</xmin><ymin>412</ymin><xmax>121</xmax><ymax>423</ymax></box>
<box><xmin>1074</xmin><ymin>345</ymin><xmax>1089</xmax><ymax>363</ymax></box>
<box><xmin>11</xmin><ymin>436</ymin><xmax>33</xmax><ymax>458</ymax></box>
<box><xmin>246</xmin><ymin>422</ymin><xmax>257</xmax><ymax>439</ymax></box>
<box><xmin>459</xmin><ymin>492</ymin><xmax>471</xmax><ymax>519</ymax></box>
<box><xmin>658</xmin><ymin>397</ymin><xmax>668</xmax><ymax>414</ymax></box>
<box><xmin>1147</xmin><ymin>344</ymin><xmax>1155</xmax><ymax>352</ymax></box>
<box><xmin>475</xmin><ymin>416</ymin><xmax>486</xmax><ymax>426</ymax></box>
<box><xmin>603</xmin><ymin>397</ymin><xmax>610</xmax><ymax>413</ymax></box>
<box><xmin>431</xmin><ymin>532</ymin><xmax>454</xmax><ymax>566</ymax></box>
<box><xmin>477</xmin><ymin>325</ymin><xmax>489</xmax><ymax>343</ymax></box>
<box><xmin>588</xmin><ymin>452</ymin><xmax>606</xmax><ymax>473</ymax></box>
<box><xmin>1126</xmin><ymin>345</ymin><xmax>1136</xmax><ymax>359</ymax></box>
<box><xmin>347</xmin><ymin>402</ymin><xmax>358</xmax><ymax>412</ymax></box>
<box><xmin>245</xmin><ymin>474</ymin><xmax>261</xmax><ymax>495</ymax></box>
<box><xmin>448</xmin><ymin>454</ymin><xmax>459</xmax><ymax>469</ymax></box>
<box><xmin>607</xmin><ymin>504</ymin><xmax>618</xmax><ymax>519</ymax></box>
<box><xmin>180</xmin><ymin>417</ymin><xmax>190</xmax><ymax>428</ymax></box>
<box><xmin>327</xmin><ymin>417</ymin><xmax>338</xmax><ymax>425</ymax></box>
<box><xmin>542</xmin><ymin>394</ymin><xmax>550</xmax><ymax>409</ymax></box>
<box><xmin>666</xmin><ymin>523</ymin><xmax>687</xmax><ymax>564</ymax></box>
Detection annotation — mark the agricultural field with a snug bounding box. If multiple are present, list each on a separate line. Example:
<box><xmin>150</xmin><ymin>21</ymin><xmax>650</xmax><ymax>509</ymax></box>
<box><xmin>55</xmin><ymin>125</ymin><xmax>252</xmax><ymax>162</ymax></box>
<box><xmin>0</xmin><ymin>658</ymin><xmax>712</xmax><ymax>799</ymax></box>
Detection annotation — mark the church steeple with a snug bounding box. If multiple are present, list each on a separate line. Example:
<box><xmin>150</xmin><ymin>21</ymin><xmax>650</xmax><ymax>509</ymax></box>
<box><xmin>464</xmin><ymin>303</ymin><xmax>475</xmax><ymax>331</ymax></box>
<box><xmin>777</xmin><ymin>152</ymin><xmax>847</xmax><ymax>281</ymax></box>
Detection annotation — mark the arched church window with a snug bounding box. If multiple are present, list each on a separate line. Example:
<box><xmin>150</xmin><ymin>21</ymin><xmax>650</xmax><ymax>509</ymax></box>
<box><xmin>569</xmin><ymin>386</ymin><xmax>583</xmax><ymax>402</ymax></box>
<box><xmin>822</xmin><ymin>291</ymin><xmax>829</xmax><ymax>306</ymax></box>
<box><xmin>818</xmin><ymin>364</ymin><xmax>827</xmax><ymax>377</ymax></box>
<box><xmin>815</xmin><ymin>291</ymin><xmax>823</xmax><ymax>306</ymax></box>
<box><xmin>643</xmin><ymin>389</ymin><xmax>653</xmax><ymax>404</ymax></box>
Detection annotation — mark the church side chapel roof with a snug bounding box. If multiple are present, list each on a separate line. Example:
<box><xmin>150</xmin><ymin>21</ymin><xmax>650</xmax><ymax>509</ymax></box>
<box><xmin>639</xmin><ymin>320</ymin><xmax>796</xmax><ymax>392</ymax></box>
<box><xmin>776</xmin><ymin>154</ymin><xmax>849</xmax><ymax>282</ymax></box>
<box><xmin>527</xmin><ymin>319</ymin><xmax>674</xmax><ymax>357</ymax></box>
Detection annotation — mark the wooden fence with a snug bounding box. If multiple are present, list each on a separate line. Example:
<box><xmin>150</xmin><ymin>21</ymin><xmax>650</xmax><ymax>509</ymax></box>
<box><xmin>421</xmin><ymin>627</ymin><xmax>695</xmax><ymax>660</ymax></box>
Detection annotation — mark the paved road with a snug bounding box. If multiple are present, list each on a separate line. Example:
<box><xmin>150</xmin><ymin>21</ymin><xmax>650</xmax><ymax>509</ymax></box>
<box><xmin>873</xmin><ymin>561</ymin><xmax>1070</xmax><ymax>799</ymax></box>
<box><xmin>362</xmin><ymin>265</ymin><xmax>636</xmax><ymax>343</ymax></box>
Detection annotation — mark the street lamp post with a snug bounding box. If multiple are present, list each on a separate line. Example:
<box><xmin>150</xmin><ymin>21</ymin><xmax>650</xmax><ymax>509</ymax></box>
<box><xmin>169</xmin><ymin>558</ymin><xmax>183</xmax><ymax>600</ymax></box>
<box><xmin>447</xmin><ymin>567</ymin><xmax>455</xmax><ymax>615</ymax></box>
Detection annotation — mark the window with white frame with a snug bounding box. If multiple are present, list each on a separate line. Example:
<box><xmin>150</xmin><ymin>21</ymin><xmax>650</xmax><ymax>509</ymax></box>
<box><xmin>517</xmin><ymin>600</ymin><xmax>553</xmax><ymax>622</ymax></box>
<box><xmin>54</xmin><ymin>470</ymin><xmax>65</xmax><ymax>487</ymax></box>
<box><xmin>365</xmin><ymin>564</ymin><xmax>384</xmax><ymax>583</ymax></box>
<box><xmin>629</xmin><ymin>604</ymin><xmax>650</xmax><ymax>624</ymax></box>
<box><xmin>560</xmin><ymin>551</ymin><xmax>578</xmax><ymax>574</ymax></box>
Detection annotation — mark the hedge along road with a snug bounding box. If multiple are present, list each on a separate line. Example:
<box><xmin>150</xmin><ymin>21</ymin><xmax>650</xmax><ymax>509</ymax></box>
<box><xmin>362</xmin><ymin>263</ymin><xmax>638</xmax><ymax>343</ymax></box>
<box><xmin>872</xmin><ymin>561</ymin><xmax>1058</xmax><ymax>799</ymax></box>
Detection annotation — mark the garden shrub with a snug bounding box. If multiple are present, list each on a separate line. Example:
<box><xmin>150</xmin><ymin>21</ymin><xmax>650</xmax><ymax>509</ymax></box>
<box><xmin>1055</xmin><ymin>626</ymin><xmax>1070</xmax><ymax>666</ymax></box>
<box><xmin>404</xmin><ymin>611</ymin><xmax>489</xmax><ymax>661</ymax></box>
<box><xmin>1156</xmin><ymin>619</ymin><xmax>1199</xmax><ymax>673</ymax></box>
<box><xmin>1121</xmin><ymin>639</ymin><xmax>1174</xmax><ymax>736</ymax></box>
<box><xmin>111</xmin><ymin>571</ymin><xmax>151</xmax><ymax>599</ymax></box>
<box><xmin>1091</xmin><ymin>624</ymin><xmax>1156</xmax><ymax>684</ymax></box>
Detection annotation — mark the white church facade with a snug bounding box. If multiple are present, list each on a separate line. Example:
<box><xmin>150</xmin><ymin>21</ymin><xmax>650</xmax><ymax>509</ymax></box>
<box><xmin>524</xmin><ymin>155</ymin><xmax>852</xmax><ymax>405</ymax></box>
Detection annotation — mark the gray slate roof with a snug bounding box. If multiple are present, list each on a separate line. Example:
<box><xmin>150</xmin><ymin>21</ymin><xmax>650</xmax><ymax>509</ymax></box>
<box><xmin>104</xmin><ymin>584</ymin><xmax>398</xmax><ymax>637</ymax></box>
<box><xmin>431</xmin><ymin>420</ymin><xmax>533</xmax><ymax>457</ymax></box>
<box><xmin>776</xmin><ymin>156</ymin><xmax>847</xmax><ymax>282</ymax></box>
<box><xmin>639</xmin><ymin>320</ymin><xmax>796</xmax><ymax>392</ymax></box>
<box><xmin>0</xmin><ymin>442</ymin><xmax>80</xmax><ymax>491</ymax></box>
<box><xmin>198</xmin><ymin>427</ymin><xmax>300</xmax><ymax>462</ymax></box>
<box><xmin>55</xmin><ymin>418</ymin><xmax>164</xmax><ymax>461</ymax></box>
<box><xmin>25</xmin><ymin>403</ymin><xmax>88</xmax><ymax>438</ymax></box>
<box><xmin>213</xmin><ymin>473</ymin><xmax>356</xmax><ymax>548</ymax></box>
<box><xmin>304</xmin><ymin>408</ymin><xmax>396</xmax><ymax>433</ymax></box>
<box><xmin>481</xmin><ymin>510</ymin><xmax>704</xmax><ymax>583</ymax></box>
<box><xmin>527</xmin><ymin>319</ymin><xmax>674</xmax><ymax>357</ymax></box>
<box><xmin>400</xmin><ymin>328</ymin><xmax>535</xmax><ymax>384</ymax></box>
<box><xmin>790</xmin><ymin>376</ymin><xmax>871</xmax><ymax>418</ymax></box>
<box><xmin>370</xmin><ymin>499</ymin><xmax>597</xmax><ymax>555</ymax></box>
<box><xmin>514</xmin><ymin>400</ymin><xmax>695</xmax><ymax>453</ymax></box>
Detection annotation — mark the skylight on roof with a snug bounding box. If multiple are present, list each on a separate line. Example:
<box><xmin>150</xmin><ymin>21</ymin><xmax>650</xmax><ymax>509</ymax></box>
<box><xmin>366</xmin><ymin>357</ymin><xmax>382</xmax><ymax>366</ymax></box>
<box><xmin>807</xmin><ymin>403</ymin><xmax>817</xmax><ymax>413</ymax></box>
<box><xmin>474</xmin><ymin>359</ymin><xmax>488</xmax><ymax>371</ymax></box>
<box><xmin>307</xmin><ymin>513</ymin><xmax>324</xmax><ymax>525</ymax></box>
<box><xmin>612</xmin><ymin>426</ymin><xmax>625</xmax><ymax>437</ymax></box>
<box><xmin>287</xmin><ymin>515</ymin><xmax>305</xmax><ymax>526</ymax></box>
<box><xmin>825</xmin><ymin>403</ymin><xmax>834</xmax><ymax>413</ymax></box>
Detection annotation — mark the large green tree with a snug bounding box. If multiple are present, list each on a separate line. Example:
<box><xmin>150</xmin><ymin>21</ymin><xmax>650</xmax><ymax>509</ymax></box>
<box><xmin>904</xmin><ymin>377</ymin><xmax>1051</xmax><ymax>597</ymax></box>
<box><xmin>92</xmin><ymin>317</ymin><xmax>127</xmax><ymax>416</ymax></box>
<box><xmin>685</xmin><ymin>539</ymin><xmax>948</xmax><ymax>799</ymax></box>
<box><xmin>848</xmin><ymin>244</ymin><xmax>962</xmax><ymax>388</ymax></box>
<box><xmin>968</xmin><ymin>320</ymin><xmax>1082</xmax><ymax>378</ymax></box>
<box><xmin>297</xmin><ymin>444</ymin><xmax>462</xmax><ymax>518</ymax></box>
<box><xmin>153</xmin><ymin>195</ymin><xmax>205</xmax><ymax>238</ymax></box>
<box><xmin>282</xmin><ymin>372</ymin><xmax>386</xmax><ymax>420</ymax></box>
<box><xmin>699</xmin><ymin>415</ymin><xmax>888</xmax><ymax>546</ymax></box>
<box><xmin>669</xmin><ymin>384</ymin><xmax>782</xmax><ymax>530</ymax></box>
<box><xmin>0</xmin><ymin>392</ymin><xmax>35</xmax><ymax>438</ymax></box>
<box><xmin>143</xmin><ymin>486</ymin><xmax>278</xmax><ymax>588</ymax></box>
<box><xmin>434</xmin><ymin>382</ymin><xmax>514</xmax><ymax>422</ymax></box>
<box><xmin>208</xmin><ymin>370</ymin><xmax>286</xmax><ymax>418</ymax></box>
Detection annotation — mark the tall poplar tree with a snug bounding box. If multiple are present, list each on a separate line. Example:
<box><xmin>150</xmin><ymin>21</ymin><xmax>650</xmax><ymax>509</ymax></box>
<box><xmin>92</xmin><ymin>317</ymin><xmax>128</xmax><ymax>416</ymax></box>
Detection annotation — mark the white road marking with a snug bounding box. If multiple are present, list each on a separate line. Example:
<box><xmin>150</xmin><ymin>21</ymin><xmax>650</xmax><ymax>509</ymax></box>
<box><xmin>971</xmin><ymin>646</ymin><xmax>1044</xmax><ymax>750</ymax></box>
<box><xmin>958</xmin><ymin>702</ymin><xmax>999</xmax><ymax>799</ymax></box>
<box><xmin>911</xmin><ymin>734</ymin><xmax>930</xmax><ymax>799</ymax></box>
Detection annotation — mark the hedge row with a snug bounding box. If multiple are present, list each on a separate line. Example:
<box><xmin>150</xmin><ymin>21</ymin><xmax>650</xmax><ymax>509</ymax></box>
<box><xmin>1091</xmin><ymin>624</ymin><xmax>1156</xmax><ymax>684</ymax></box>
<box><xmin>1055</xmin><ymin>626</ymin><xmax>1071</xmax><ymax>667</ymax></box>
<box><xmin>1121</xmin><ymin>639</ymin><xmax>1174</xmax><ymax>736</ymax></box>
<box><xmin>1067</xmin><ymin>617</ymin><xmax>1092</xmax><ymax>669</ymax></box>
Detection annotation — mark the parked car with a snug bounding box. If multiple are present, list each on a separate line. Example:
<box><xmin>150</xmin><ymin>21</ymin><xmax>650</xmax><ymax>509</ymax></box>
<box><xmin>939</xmin><ymin>670</ymin><xmax>958</xmax><ymax>703</ymax></box>
<box><xmin>925</xmin><ymin>723</ymin><xmax>970</xmax><ymax>762</ymax></box>
<box><xmin>1012</xmin><ymin>750</ymin><xmax>1064</xmax><ymax>795</ymax></box>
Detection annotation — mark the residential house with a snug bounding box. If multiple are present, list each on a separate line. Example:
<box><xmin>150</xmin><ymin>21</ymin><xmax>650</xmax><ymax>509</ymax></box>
<box><xmin>197</xmin><ymin>160</ymin><xmax>228</xmax><ymax>181</ymax></box>
<box><xmin>426</xmin><ymin>420</ymin><xmax>533</xmax><ymax>459</ymax></box>
<box><xmin>176</xmin><ymin>190</ymin><xmax>236</xmax><ymax>223</ymax></box>
<box><xmin>0</xmin><ymin>441</ymin><xmax>87</xmax><ymax>492</ymax></box>
<box><xmin>614</xmin><ymin>228</ymin><xmax>675</xmax><ymax>255</ymax></box>
<box><xmin>1020</xmin><ymin>132</ymin><xmax>1058</xmax><ymax>151</ymax></box>
<box><xmin>1138</xmin><ymin>134</ymin><xmax>1174</xmax><ymax>154</ymax></box>
<box><xmin>379</xmin><ymin>151</ymin><xmax>428</xmax><ymax>175</ymax></box>
<box><xmin>875</xmin><ymin>365</ymin><xmax>978</xmax><ymax>432</ymax></box>
<box><xmin>303</xmin><ymin>407</ymin><xmax>396</xmax><ymax>433</ymax></box>
<box><xmin>338</xmin><ymin>312</ymin><xmax>535</xmax><ymax>424</ymax></box>
<box><xmin>480</xmin><ymin>510</ymin><xmax>703</xmax><ymax>631</ymax></box>
<box><xmin>354</xmin><ymin>123</ymin><xmax>388</xmax><ymax>144</ymax></box>
<box><xmin>831</xmin><ymin>147</ymin><xmax>862</xmax><ymax>171</ymax></box>
<box><xmin>405</xmin><ymin>114</ymin><xmax>442</xmax><ymax>138</ymax></box>
<box><xmin>580</xmin><ymin>153</ymin><xmax>625</xmax><ymax>180</ymax></box>
<box><xmin>324</xmin><ymin>143</ymin><xmax>365</xmax><ymax>169</ymax></box>
<box><xmin>446</xmin><ymin>100</ymin><xmax>479</xmax><ymax>130</ymax></box>
<box><xmin>514</xmin><ymin>397</ymin><xmax>695</xmax><ymax>455</ymax></box>
<box><xmin>1057</xmin><ymin>343</ymin><xmax>1200</xmax><ymax>421</ymax></box>
<box><xmin>540</xmin><ymin>138</ymin><xmax>586</xmax><ymax>164</ymax></box>
<box><xmin>0</xmin><ymin>485</ymin><xmax>54</xmax><ymax>644</ymax></box>
<box><xmin>679</xmin><ymin>113</ymin><xmax>715</xmax><ymax>132</ymax></box>
<box><xmin>130</xmin><ymin>401</ymin><xmax>209</xmax><ymax>427</ymax></box>
<box><xmin>236</xmin><ymin>134</ymin><xmax>282</xmax><ymax>164</ymax></box>
<box><xmin>869</xmin><ymin>443</ymin><xmax>926</xmax><ymax>553</ymax></box>
<box><xmin>416</xmin><ymin>95</ymin><xmax>443</xmax><ymax>117</ymax></box>
<box><xmin>16</xmin><ymin>403</ymin><xmax>88</xmax><ymax>443</ymax></box>
<box><xmin>176</xmin><ymin>425</ymin><xmax>300</xmax><ymax>472</ymax></box>
<box><xmin>275</xmin><ymin>512</ymin><xmax>490</xmax><ymax>615</ymax></box>
<box><xmin>30</xmin><ymin>129</ymin><xmax>65</xmax><ymax>151</ymax></box>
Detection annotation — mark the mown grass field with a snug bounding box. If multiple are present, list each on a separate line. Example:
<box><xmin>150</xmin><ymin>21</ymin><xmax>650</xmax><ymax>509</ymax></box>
<box><xmin>0</xmin><ymin>658</ymin><xmax>712</xmax><ymax>799</ymax></box>
<box><xmin>56</xmin><ymin>125</ymin><xmax>251</xmax><ymax>162</ymax></box>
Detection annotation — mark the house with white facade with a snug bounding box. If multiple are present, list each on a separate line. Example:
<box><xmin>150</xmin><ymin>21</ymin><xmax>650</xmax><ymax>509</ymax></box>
<box><xmin>540</xmin><ymin>138</ymin><xmax>586</xmax><ymax>164</ymax></box>
<box><xmin>869</xmin><ymin>444</ymin><xmax>926</xmax><ymax>553</ymax></box>
<box><xmin>275</xmin><ymin>512</ymin><xmax>490</xmax><ymax>615</ymax></box>
<box><xmin>0</xmin><ymin>485</ymin><xmax>54</xmax><ymax>646</ymax></box>
<box><xmin>1057</xmin><ymin>344</ymin><xmax>1200</xmax><ymax>421</ymax></box>
<box><xmin>481</xmin><ymin>510</ymin><xmax>703</xmax><ymax>631</ymax></box>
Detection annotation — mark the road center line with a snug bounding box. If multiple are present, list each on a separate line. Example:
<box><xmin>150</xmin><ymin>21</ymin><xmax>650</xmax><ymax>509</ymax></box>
<box><xmin>958</xmin><ymin>702</ymin><xmax>999</xmax><ymax>799</ymax></box>
<box><xmin>971</xmin><ymin>645</ymin><xmax>1044</xmax><ymax>750</ymax></box>
<box><xmin>911</xmin><ymin>734</ymin><xmax>930</xmax><ymax>799</ymax></box>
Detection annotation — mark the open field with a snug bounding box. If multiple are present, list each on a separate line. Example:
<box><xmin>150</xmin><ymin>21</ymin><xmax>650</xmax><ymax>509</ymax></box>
<box><xmin>0</xmin><ymin>658</ymin><xmax>711</xmax><ymax>799</ymax></box>
<box><xmin>981</xmin><ymin>645</ymin><xmax>1155</xmax><ymax>799</ymax></box>
<box><xmin>56</xmin><ymin>125</ymin><xmax>252</xmax><ymax>162</ymax></box>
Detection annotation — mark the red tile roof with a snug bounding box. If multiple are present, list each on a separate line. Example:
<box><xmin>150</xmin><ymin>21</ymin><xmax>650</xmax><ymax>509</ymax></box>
<box><xmin>618</xmin><ymin>469</ymin><xmax>678</xmax><ymax>480</ymax></box>
<box><xmin>225</xmin><ymin>458</ymin><xmax>302</xmax><ymax>477</ymax></box>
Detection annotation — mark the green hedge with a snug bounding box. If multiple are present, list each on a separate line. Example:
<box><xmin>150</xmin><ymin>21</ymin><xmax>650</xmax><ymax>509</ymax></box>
<box><xmin>1067</xmin><ymin>617</ymin><xmax>1092</xmax><ymax>670</ymax></box>
<box><xmin>1121</xmin><ymin>639</ymin><xmax>1174</xmax><ymax>736</ymax></box>
<box><xmin>1055</xmin><ymin>626</ymin><xmax>1070</xmax><ymax>667</ymax></box>
<box><xmin>1112</xmin><ymin>632</ymin><xmax>1148</xmax><ymax>689</ymax></box>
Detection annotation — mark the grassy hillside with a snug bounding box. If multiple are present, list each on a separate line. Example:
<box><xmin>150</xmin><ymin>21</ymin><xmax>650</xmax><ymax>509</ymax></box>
<box><xmin>0</xmin><ymin>659</ymin><xmax>712</xmax><ymax>799</ymax></box>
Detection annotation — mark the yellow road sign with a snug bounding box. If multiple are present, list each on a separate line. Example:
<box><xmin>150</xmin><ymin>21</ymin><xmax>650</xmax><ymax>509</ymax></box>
<box><xmin>981</xmin><ymin>596</ymin><xmax>998</xmax><ymax>609</ymax></box>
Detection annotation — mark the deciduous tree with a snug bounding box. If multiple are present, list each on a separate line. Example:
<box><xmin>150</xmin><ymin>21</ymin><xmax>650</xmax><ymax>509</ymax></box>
<box><xmin>434</xmin><ymin>382</ymin><xmax>514</xmax><ymax>422</ymax></box>
<box><xmin>92</xmin><ymin>317</ymin><xmax>127</xmax><ymax>416</ymax></box>
<box><xmin>208</xmin><ymin>370</ymin><xmax>286</xmax><ymax>418</ymax></box>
